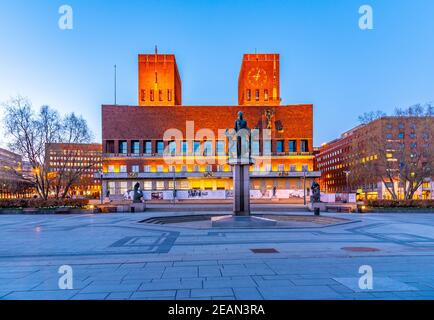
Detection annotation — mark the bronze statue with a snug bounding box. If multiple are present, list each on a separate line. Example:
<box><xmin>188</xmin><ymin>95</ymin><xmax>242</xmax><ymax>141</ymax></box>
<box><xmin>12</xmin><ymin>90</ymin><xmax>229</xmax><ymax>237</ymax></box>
<box><xmin>311</xmin><ymin>180</ymin><xmax>321</xmax><ymax>203</ymax></box>
<box><xmin>234</xmin><ymin>111</ymin><xmax>248</xmax><ymax>132</ymax></box>
<box><xmin>133</xmin><ymin>182</ymin><xmax>144</xmax><ymax>203</ymax></box>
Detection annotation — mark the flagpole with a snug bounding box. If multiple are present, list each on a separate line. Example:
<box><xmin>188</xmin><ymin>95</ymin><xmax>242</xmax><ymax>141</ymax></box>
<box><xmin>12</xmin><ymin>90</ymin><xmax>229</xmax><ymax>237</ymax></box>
<box><xmin>114</xmin><ymin>64</ymin><xmax>117</xmax><ymax>105</ymax></box>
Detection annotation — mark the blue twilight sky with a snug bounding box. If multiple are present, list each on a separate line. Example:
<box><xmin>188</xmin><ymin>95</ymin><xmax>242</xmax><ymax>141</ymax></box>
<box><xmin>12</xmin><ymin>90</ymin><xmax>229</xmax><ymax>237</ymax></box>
<box><xmin>0</xmin><ymin>0</ymin><xmax>433</xmax><ymax>147</ymax></box>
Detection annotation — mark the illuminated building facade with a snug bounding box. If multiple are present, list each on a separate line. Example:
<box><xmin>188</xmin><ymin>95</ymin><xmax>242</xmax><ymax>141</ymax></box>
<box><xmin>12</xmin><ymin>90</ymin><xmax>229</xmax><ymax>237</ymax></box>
<box><xmin>317</xmin><ymin>117</ymin><xmax>434</xmax><ymax>200</ymax></box>
<box><xmin>101</xmin><ymin>52</ymin><xmax>320</xmax><ymax>200</ymax></box>
<box><xmin>46</xmin><ymin>143</ymin><xmax>103</xmax><ymax>198</ymax></box>
<box><xmin>0</xmin><ymin>148</ymin><xmax>33</xmax><ymax>199</ymax></box>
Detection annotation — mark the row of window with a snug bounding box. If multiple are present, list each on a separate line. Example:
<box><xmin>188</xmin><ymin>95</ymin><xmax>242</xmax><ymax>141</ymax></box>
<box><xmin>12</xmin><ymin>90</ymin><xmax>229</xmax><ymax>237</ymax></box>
<box><xmin>107</xmin><ymin>139</ymin><xmax>310</xmax><ymax>155</ymax></box>
<box><xmin>246</xmin><ymin>89</ymin><xmax>271</xmax><ymax>102</ymax></box>
<box><xmin>140</xmin><ymin>89</ymin><xmax>173</xmax><ymax>102</ymax></box>
<box><xmin>106</xmin><ymin>164</ymin><xmax>310</xmax><ymax>174</ymax></box>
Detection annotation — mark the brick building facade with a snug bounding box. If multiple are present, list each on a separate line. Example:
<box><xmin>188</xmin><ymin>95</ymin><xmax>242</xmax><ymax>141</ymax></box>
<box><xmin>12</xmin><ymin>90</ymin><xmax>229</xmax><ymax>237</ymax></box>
<box><xmin>317</xmin><ymin>117</ymin><xmax>434</xmax><ymax>200</ymax></box>
<box><xmin>100</xmin><ymin>52</ymin><xmax>320</xmax><ymax>200</ymax></box>
<box><xmin>46</xmin><ymin>143</ymin><xmax>102</xmax><ymax>198</ymax></box>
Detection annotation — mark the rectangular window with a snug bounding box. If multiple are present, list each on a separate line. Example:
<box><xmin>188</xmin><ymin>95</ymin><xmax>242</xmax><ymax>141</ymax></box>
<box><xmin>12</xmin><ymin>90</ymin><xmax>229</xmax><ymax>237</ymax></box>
<box><xmin>276</xmin><ymin>140</ymin><xmax>284</xmax><ymax>153</ymax></box>
<box><xmin>278</xmin><ymin>164</ymin><xmax>285</xmax><ymax>172</ymax></box>
<box><xmin>132</xmin><ymin>141</ymin><xmax>140</xmax><ymax>154</ymax></box>
<box><xmin>204</xmin><ymin>141</ymin><xmax>213</xmax><ymax>156</ymax></box>
<box><xmin>290</xmin><ymin>165</ymin><xmax>296</xmax><ymax>172</ymax></box>
<box><xmin>156</xmin><ymin>165</ymin><xmax>164</xmax><ymax>173</ymax></box>
<box><xmin>140</xmin><ymin>89</ymin><xmax>146</xmax><ymax>101</ymax></box>
<box><xmin>264</xmin><ymin>89</ymin><xmax>269</xmax><ymax>101</ymax></box>
<box><xmin>300</xmin><ymin>140</ymin><xmax>309</xmax><ymax>153</ymax></box>
<box><xmin>194</xmin><ymin>141</ymin><xmax>201</xmax><ymax>155</ymax></box>
<box><xmin>108</xmin><ymin>165</ymin><xmax>115</xmax><ymax>173</ymax></box>
<box><xmin>169</xmin><ymin>141</ymin><xmax>176</xmax><ymax>156</ymax></box>
<box><xmin>120</xmin><ymin>165</ymin><xmax>127</xmax><ymax>173</ymax></box>
<box><xmin>216</xmin><ymin>141</ymin><xmax>225</xmax><ymax>156</ymax></box>
<box><xmin>108</xmin><ymin>182</ymin><xmax>116</xmax><ymax>195</ymax></box>
<box><xmin>157</xmin><ymin>141</ymin><xmax>164</xmax><ymax>154</ymax></box>
<box><xmin>251</xmin><ymin>140</ymin><xmax>260</xmax><ymax>156</ymax></box>
<box><xmin>386</xmin><ymin>133</ymin><xmax>393</xmax><ymax>140</ymax></box>
<box><xmin>156</xmin><ymin>181</ymin><xmax>165</xmax><ymax>190</ymax></box>
<box><xmin>398</xmin><ymin>133</ymin><xmax>405</xmax><ymax>139</ymax></box>
<box><xmin>150</xmin><ymin>89</ymin><xmax>154</xmax><ymax>101</ymax></box>
<box><xmin>119</xmin><ymin>141</ymin><xmax>128</xmax><ymax>154</ymax></box>
<box><xmin>143</xmin><ymin>181</ymin><xmax>152</xmax><ymax>190</ymax></box>
<box><xmin>193</xmin><ymin>165</ymin><xmax>200</xmax><ymax>172</ymax></box>
<box><xmin>206</xmin><ymin>165</ymin><xmax>213</xmax><ymax>172</ymax></box>
<box><xmin>182</xmin><ymin>141</ymin><xmax>188</xmax><ymax>155</ymax></box>
<box><xmin>159</xmin><ymin>90</ymin><xmax>163</xmax><ymax>101</ymax></box>
<box><xmin>144</xmin><ymin>165</ymin><xmax>152</xmax><ymax>173</ymax></box>
<box><xmin>263</xmin><ymin>140</ymin><xmax>271</xmax><ymax>155</ymax></box>
<box><xmin>302</xmin><ymin>165</ymin><xmax>309</xmax><ymax>172</ymax></box>
<box><xmin>144</xmin><ymin>141</ymin><xmax>152</xmax><ymax>154</ymax></box>
<box><xmin>247</xmin><ymin>89</ymin><xmax>251</xmax><ymax>101</ymax></box>
<box><xmin>106</xmin><ymin>140</ymin><xmax>115</xmax><ymax>153</ymax></box>
<box><xmin>168</xmin><ymin>89</ymin><xmax>172</xmax><ymax>101</ymax></box>
<box><xmin>288</xmin><ymin>140</ymin><xmax>297</xmax><ymax>153</ymax></box>
<box><xmin>255</xmin><ymin>89</ymin><xmax>260</xmax><ymax>101</ymax></box>
<box><xmin>181</xmin><ymin>165</ymin><xmax>187</xmax><ymax>172</ymax></box>
<box><xmin>132</xmin><ymin>165</ymin><xmax>140</xmax><ymax>173</ymax></box>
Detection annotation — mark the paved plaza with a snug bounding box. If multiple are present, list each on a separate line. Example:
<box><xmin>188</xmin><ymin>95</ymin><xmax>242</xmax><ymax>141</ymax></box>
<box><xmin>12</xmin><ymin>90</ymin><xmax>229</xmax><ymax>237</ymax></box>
<box><xmin>1</xmin><ymin>205</ymin><xmax>434</xmax><ymax>300</ymax></box>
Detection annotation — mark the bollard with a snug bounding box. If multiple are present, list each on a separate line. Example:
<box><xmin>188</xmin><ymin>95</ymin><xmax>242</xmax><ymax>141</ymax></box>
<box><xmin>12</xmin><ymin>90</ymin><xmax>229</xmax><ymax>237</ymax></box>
<box><xmin>314</xmin><ymin>208</ymin><xmax>321</xmax><ymax>216</ymax></box>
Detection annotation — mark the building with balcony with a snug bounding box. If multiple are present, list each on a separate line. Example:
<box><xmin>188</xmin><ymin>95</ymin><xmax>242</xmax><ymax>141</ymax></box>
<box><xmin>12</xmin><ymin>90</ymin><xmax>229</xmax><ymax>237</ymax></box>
<box><xmin>100</xmin><ymin>52</ymin><xmax>320</xmax><ymax>200</ymax></box>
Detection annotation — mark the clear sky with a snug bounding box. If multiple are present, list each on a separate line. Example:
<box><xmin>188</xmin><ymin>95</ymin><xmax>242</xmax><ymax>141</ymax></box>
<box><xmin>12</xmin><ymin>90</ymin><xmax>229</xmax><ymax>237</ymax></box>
<box><xmin>1</xmin><ymin>0</ymin><xmax>433</xmax><ymax>147</ymax></box>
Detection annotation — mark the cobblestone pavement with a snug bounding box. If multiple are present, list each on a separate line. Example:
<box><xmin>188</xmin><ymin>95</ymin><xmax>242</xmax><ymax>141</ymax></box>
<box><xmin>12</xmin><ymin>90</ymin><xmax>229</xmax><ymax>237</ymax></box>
<box><xmin>1</xmin><ymin>209</ymin><xmax>434</xmax><ymax>300</ymax></box>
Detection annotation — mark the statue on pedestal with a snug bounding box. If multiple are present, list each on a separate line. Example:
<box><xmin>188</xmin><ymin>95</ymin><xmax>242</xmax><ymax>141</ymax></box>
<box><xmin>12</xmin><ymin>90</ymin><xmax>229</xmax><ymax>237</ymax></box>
<box><xmin>133</xmin><ymin>182</ymin><xmax>144</xmax><ymax>203</ymax></box>
<box><xmin>311</xmin><ymin>180</ymin><xmax>321</xmax><ymax>204</ymax></box>
<box><xmin>226</xmin><ymin>112</ymin><xmax>251</xmax><ymax>162</ymax></box>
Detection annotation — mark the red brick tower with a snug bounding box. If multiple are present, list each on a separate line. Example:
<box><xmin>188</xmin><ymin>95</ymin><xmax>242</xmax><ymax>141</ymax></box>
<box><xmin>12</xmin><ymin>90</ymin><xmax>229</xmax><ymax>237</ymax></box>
<box><xmin>238</xmin><ymin>54</ymin><xmax>280</xmax><ymax>106</ymax></box>
<box><xmin>138</xmin><ymin>51</ymin><xmax>182</xmax><ymax>106</ymax></box>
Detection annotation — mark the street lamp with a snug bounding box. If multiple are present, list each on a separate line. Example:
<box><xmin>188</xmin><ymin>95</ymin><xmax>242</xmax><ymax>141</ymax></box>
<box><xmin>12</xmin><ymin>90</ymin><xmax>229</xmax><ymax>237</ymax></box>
<box><xmin>344</xmin><ymin>170</ymin><xmax>351</xmax><ymax>201</ymax></box>
<box><xmin>172</xmin><ymin>166</ymin><xmax>176</xmax><ymax>205</ymax></box>
<box><xmin>303</xmin><ymin>170</ymin><xmax>307</xmax><ymax>206</ymax></box>
<box><xmin>99</xmin><ymin>170</ymin><xmax>104</xmax><ymax>204</ymax></box>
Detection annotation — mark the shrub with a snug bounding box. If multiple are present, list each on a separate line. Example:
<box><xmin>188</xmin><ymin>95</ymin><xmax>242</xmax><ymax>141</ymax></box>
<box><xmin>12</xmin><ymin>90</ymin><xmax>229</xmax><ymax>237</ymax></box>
<box><xmin>0</xmin><ymin>198</ymin><xmax>89</xmax><ymax>209</ymax></box>
<box><xmin>365</xmin><ymin>200</ymin><xmax>434</xmax><ymax>208</ymax></box>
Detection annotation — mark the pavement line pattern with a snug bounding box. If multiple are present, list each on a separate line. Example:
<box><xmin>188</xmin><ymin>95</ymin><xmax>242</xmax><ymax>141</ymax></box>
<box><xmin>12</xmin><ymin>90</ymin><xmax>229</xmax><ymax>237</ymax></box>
<box><xmin>1</xmin><ymin>210</ymin><xmax>434</xmax><ymax>300</ymax></box>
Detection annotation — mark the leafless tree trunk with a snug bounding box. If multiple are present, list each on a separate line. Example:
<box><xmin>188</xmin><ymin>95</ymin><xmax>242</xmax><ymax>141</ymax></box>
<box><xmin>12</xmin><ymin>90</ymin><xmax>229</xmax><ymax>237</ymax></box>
<box><xmin>2</xmin><ymin>96</ymin><xmax>94</xmax><ymax>200</ymax></box>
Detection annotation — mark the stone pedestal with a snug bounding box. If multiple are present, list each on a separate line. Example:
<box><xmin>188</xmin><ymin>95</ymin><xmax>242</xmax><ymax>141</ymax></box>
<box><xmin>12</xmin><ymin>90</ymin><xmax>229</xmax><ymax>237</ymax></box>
<box><xmin>232</xmin><ymin>163</ymin><xmax>251</xmax><ymax>216</ymax></box>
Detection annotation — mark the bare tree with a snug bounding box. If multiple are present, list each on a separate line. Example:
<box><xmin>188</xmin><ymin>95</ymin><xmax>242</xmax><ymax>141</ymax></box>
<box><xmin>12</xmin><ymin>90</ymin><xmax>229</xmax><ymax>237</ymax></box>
<box><xmin>352</xmin><ymin>104</ymin><xmax>434</xmax><ymax>200</ymax></box>
<box><xmin>2</xmin><ymin>96</ymin><xmax>94</xmax><ymax>199</ymax></box>
<box><xmin>50</xmin><ymin>113</ymin><xmax>97</xmax><ymax>198</ymax></box>
<box><xmin>358</xmin><ymin>110</ymin><xmax>386</xmax><ymax>124</ymax></box>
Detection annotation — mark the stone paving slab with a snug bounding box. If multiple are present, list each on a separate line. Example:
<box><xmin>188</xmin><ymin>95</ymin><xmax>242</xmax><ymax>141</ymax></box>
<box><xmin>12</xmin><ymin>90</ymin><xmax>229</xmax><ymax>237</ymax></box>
<box><xmin>1</xmin><ymin>211</ymin><xmax>434</xmax><ymax>299</ymax></box>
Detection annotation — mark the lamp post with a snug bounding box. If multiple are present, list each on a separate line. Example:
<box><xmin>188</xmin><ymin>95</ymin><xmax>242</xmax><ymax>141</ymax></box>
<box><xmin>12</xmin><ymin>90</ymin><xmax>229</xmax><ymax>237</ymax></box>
<box><xmin>99</xmin><ymin>170</ymin><xmax>104</xmax><ymax>204</ymax></box>
<box><xmin>303</xmin><ymin>170</ymin><xmax>307</xmax><ymax>206</ymax></box>
<box><xmin>172</xmin><ymin>166</ymin><xmax>176</xmax><ymax>205</ymax></box>
<box><xmin>344</xmin><ymin>170</ymin><xmax>351</xmax><ymax>202</ymax></box>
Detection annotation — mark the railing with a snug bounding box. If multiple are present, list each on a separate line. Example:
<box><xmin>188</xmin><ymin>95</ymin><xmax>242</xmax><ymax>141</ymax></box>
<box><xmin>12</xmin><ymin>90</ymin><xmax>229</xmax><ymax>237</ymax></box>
<box><xmin>104</xmin><ymin>152</ymin><xmax>314</xmax><ymax>158</ymax></box>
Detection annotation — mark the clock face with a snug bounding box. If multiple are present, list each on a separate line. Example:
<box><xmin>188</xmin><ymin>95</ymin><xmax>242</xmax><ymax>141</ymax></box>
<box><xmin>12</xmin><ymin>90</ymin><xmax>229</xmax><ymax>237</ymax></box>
<box><xmin>248</xmin><ymin>67</ymin><xmax>267</xmax><ymax>86</ymax></box>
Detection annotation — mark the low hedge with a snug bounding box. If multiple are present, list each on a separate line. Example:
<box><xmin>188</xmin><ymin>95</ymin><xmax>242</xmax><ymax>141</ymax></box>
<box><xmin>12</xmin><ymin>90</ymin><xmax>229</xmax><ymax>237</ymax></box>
<box><xmin>0</xmin><ymin>198</ymin><xmax>89</xmax><ymax>209</ymax></box>
<box><xmin>365</xmin><ymin>200</ymin><xmax>434</xmax><ymax>208</ymax></box>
